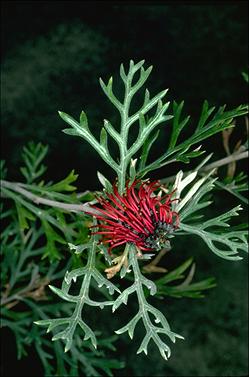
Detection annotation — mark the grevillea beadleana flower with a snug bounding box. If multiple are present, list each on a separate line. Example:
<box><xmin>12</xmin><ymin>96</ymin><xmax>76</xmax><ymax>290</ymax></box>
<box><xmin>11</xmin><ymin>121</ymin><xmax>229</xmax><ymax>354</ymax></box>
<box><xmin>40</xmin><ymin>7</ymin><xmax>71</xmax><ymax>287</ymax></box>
<box><xmin>89</xmin><ymin>180</ymin><xmax>179</xmax><ymax>253</ymax></box>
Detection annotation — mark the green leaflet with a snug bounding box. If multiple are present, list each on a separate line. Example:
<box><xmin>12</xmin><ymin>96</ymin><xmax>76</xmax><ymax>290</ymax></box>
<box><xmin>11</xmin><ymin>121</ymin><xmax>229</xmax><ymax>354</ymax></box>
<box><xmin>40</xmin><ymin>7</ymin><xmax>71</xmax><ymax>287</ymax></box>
<box><xmin>41</xmin><ymin>219</ymin><xmax>67</xmax><ymax>261</ymax></box>
<box><xmin>20</xmin><ymin>142</ymin><xmax>48</xmax><ymax>184</ymax></box>
<box><xmin>154</xmin><ymin>258</ymin><xmax>216</xmax><ymax>299</ymax></box>
<box><xmin>47</xmin><ymin>170</ymin><xmax>78</xmax><ymax>192</ymax></box>
<box><xmin>15</xmin><ymin>202</ymin><xmax>35</xmax><ymax>230</ymax></box>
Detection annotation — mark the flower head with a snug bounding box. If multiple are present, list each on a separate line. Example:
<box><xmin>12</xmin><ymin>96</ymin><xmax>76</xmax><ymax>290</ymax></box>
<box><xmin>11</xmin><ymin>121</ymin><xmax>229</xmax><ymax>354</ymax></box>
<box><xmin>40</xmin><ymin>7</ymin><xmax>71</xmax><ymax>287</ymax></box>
<box><xmin>89</xmin><ymin>180</ymin><xmax>179</xmax><ymax>253</ymax></box>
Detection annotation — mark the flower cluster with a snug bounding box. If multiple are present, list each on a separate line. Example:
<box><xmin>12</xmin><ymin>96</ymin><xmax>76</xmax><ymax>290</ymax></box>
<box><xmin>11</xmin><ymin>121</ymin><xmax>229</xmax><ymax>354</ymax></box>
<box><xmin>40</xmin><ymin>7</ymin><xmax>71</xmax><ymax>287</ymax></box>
<box><xmin>89</xmin><ymin>180</ymin><xmax>179</xmax><ymax>253</ymax></box>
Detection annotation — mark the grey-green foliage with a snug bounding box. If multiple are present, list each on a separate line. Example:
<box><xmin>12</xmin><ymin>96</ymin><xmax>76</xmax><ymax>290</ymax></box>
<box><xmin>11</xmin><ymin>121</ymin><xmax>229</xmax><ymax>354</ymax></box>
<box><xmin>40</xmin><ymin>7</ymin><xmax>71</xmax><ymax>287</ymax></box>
<box><xmin>36</xmin><ymin>242</ymin><xmax>198</xmax><ymax>361</ymax></box>
<box><xmin>113</xmin><ymin>244</ymin><xmax>184</xmax><ymax>360</ymax></box>
<box><xmin>35</xmin><ymin>225</ymin><xmax>120</xmax><ymax>352</ymax></box>
<box><xmin>33</xmin><ymin>234</ymin><xmax>220</xmax><ymax>362</ymax></box>
<box><xmin>171</xmin><ymin>170</ymin><xmax>248</xmax><ymax>261</ymax></box>
<box><xmin>59</xmin><ymin>59</ymin><xmax>248</xmax><ymax>193</ymax></box>
<box><xmin>0</xmin><ymin>207</ymin><xmax>123</xmax><ymax>376</ymax></box>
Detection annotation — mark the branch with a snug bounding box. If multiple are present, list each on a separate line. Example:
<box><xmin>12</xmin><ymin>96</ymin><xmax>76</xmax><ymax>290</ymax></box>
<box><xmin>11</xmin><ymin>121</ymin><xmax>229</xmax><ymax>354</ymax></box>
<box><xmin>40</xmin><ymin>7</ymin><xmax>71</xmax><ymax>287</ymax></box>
<box><xmin>142</xmin><ymin>247</ymin><xmax>170</xmax><ymax>274</ymax></box>
<box><xmin>161</xmin><ymin>150</ymin><xmax>248</xmax><ymax>184</ymax></box>
<box><xmin>200</xmin><ymin>150</ymin><xmax>248</xmax><ymax>172</ymax></box>
<box><xmin>0</xmin><ymin>268</ymin><xmax>49</xmax><ymax>308</ymax></box>
<box><xmin>0</xmin><ymin>180</ymin><xmax>99</xmax><ymax>216</ymax></box>
<box><xmin>1</xmin><ymin>150</ymin><xmax>247</xmax><ymax>216</ymax></box>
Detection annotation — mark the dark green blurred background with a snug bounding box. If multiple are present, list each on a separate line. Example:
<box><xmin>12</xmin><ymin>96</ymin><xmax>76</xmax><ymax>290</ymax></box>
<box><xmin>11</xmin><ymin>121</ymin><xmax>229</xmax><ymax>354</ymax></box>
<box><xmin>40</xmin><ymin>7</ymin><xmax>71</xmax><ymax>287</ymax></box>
<box><xmin>1</xmin><ymin>1</ymin><xmax>248</xmax><ymax>376</ymax></box>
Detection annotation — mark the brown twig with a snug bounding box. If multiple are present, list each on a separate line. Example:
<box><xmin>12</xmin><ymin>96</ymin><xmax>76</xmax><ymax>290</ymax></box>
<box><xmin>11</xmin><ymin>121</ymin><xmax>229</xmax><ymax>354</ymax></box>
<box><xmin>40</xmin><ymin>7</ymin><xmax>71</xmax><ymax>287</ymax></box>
<box><xmin>1</xmin><ymin>277</ymin><xmax>50</xmax><ymax>309</ymax></box>
<box><xmin>143</xmin><ymin>246</ymin><xmax>171</xmax><ymax>273</ymax></box>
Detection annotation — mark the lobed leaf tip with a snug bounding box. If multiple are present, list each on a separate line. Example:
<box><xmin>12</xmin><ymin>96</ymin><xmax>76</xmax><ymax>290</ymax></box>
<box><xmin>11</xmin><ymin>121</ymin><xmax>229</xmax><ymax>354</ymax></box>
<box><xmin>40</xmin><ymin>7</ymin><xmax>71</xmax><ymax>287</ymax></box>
<box><xmin>64</xmin><ymin>345</ymin><xmax>70</xmax><ymax>353</ymax></box>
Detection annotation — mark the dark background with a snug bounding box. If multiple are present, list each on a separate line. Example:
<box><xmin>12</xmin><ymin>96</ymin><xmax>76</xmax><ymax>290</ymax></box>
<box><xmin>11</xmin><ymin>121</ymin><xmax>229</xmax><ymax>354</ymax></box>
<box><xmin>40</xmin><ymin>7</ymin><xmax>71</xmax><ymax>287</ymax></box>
<box><xmin>1</xmin><ymin>1</ymin><xmax>248</xmax><ymax>376</ymax></box>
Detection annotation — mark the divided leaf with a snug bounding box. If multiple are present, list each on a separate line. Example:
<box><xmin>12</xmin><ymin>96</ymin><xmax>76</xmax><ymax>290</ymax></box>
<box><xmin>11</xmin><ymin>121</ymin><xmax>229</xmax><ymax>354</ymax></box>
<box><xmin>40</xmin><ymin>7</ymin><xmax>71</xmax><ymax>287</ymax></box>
<box><xmin>35</xmin><ymin>232</ymin><xmax>119</xmax><ymax>352</ymax></box>
<box><xmin>113</xmin><ymin>244</ymin><xmax>184</xmax><ymax>360</ymax></box>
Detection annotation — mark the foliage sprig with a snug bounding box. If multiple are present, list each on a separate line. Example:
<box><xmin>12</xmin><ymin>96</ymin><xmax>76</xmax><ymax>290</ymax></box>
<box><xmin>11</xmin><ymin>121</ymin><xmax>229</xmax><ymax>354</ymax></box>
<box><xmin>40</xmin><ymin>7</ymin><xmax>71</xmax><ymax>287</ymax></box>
<box><xmin>113</xmin><ymin>244</ymin><xmax>184</xmax><ymax>360</ymax></box>
<box><xmin>35</xmin><ymin>222</ymin><xmax>120</xmax><ymax>352</ymax></box>
<box><xmin>59</xmin><ymin>60</ymin><xmax>248</xmax><ymax>193</ymax></box>
<box><xmin>172</xmin><ymin>170</ymin><xmax>248</xmax><ymax>260</ymax></box>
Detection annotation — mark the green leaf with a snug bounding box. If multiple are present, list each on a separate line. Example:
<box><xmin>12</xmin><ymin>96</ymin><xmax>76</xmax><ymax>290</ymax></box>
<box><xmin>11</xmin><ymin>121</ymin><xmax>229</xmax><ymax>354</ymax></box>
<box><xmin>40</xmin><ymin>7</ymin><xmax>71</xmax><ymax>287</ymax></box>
<box><xmin>42</xmin><ymin>220</ymin><xmax>66</xmax><ymax>261</ymax></box>
<box><xmin>97</xmin><ymin>171</ymin><xmax>113</xmax><ymax>192</ymax></box>
<box><xmin>60</xmin><ymin>109</ymin><xmax>119</xmax><ymax>173</ymax></box>
<box><xmin>68</xmin><ymin>242</ymin><xmax>91</xmax><ymax>254</ymax></box>
<box><xmin>242</xmin><ymin>71</ymin><xmax>249</xmax><ymax>83</ymax></box>
<box><xmin>20</xmin><ymin>142</ymin><xmax>48</xmax><ymax>183</ymax></box>
<box><xmin>168</xmin><ymin>101</ymin><xmax>190</xmax><ymax>150</ymax></box>
<box><xmin>15</xmin><ymin>202</ymin><xmax>35</xmax><ymax>230</ymax></box>
<box><xmin>139</xmin><ymin>130</ymin><xmax>160</xmax><ymax>170</ymax></box>
<box><xmin>129</xmin><ymin>158</ymin><xmax>137</xmax><ymax>184</ymax></box>
<box><xmin>79</xmin><ymin>110</ymin><xmax>90</xmax><ymax>131</ymax></box>
<box><xmin>60</xmin><ymin>60</ymin><xmax>171</xmax><ymax>193</ymax></box>
<box><xmin>196</xmin><ymin>100</ymin><xmax>216</xmax><ymax>131</ymax></box>
<box><xmin>176</xmin><ymin>147</ymin><xmax>205</xmax><ymax>163</ymax></box>
<box><xmin>100</xmin><ymin>127</ymin><xmax>108</xmax><ymax>149</ymax></box>
<box><xmin>62</xmin><ymin>128</ymin><xmax>79</xmax><ymax>136</ymax></box>
<box><xmin>47</xmin><ymin>170</ymin><xmax>78</xmax><ymax>192</ymax></box>
<box><xmin>155</xmin><ymin>258</ymin><xmax>216</xmax><ymax>299</ymax></box>
<box><xmin>99</xmin><ymin>77</ymin><xmax>122</xmax><ymax>111</ymax></box>
<box><xmin>59</xmin><ymin>111</ymin><xmax>81</xmax><ymax>130</ymax></box>
<box><xmin>120</xmin><ymin>63</ymin><xmax>127</xmax><ymax>82</ymax></box>
<box><xmin>156</xmin><ymin>258</ymin><xmax>194</xmax><ymax>285</ymax></box>
<box><xmin>103</xmin><ymin>119</ymin><xmax>121</xmax><ymax>144</ymax></box>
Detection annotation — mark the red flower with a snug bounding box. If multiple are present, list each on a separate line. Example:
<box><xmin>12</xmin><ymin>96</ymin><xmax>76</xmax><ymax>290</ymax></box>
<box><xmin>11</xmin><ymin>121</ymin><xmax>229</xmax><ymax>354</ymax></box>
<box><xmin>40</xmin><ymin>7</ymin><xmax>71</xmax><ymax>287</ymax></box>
<box><xmin>89</xmin><ymin>180</ymin><xmax>179</xmax><ymax>253</ymax></box>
